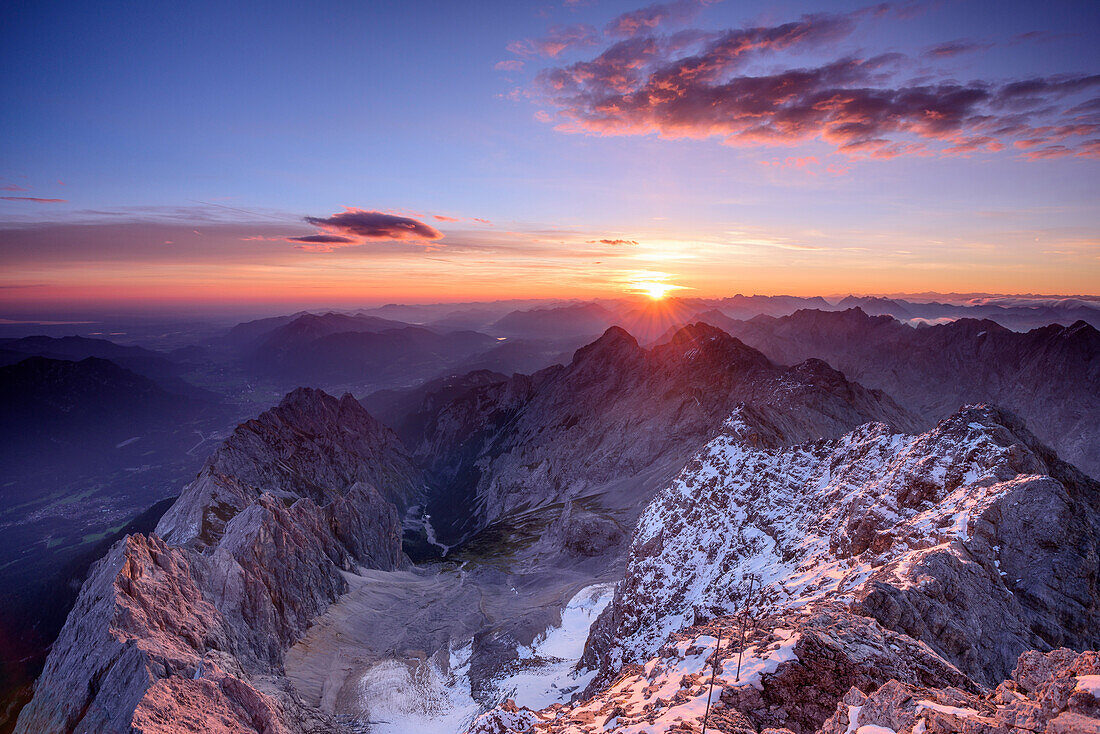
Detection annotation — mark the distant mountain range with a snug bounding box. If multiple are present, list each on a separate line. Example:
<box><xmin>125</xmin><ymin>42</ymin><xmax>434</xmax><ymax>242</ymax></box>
<box><xmin>682</xmin><ymin>308</ymin><xmax>1099</xmax><ymax>477</ymax></box>
<box><xmin>488</xmin><ymin>303</ymin><xmax>619</xmax><ymax>338</ymax></box>
<box><xmin>221</xmin><ymin>311</ymin><xmax>591</xmax><ymax>392</ymax></box>
<box><xmin>0</xmin><ymin>335</ymin><xmax>213</xmax><ymax>399</ymax></box>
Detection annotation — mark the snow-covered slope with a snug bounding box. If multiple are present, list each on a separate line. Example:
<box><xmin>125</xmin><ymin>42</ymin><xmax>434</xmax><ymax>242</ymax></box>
<box><xmin>470</xmin><ymin>404</ymin><xmax>1100</xmax><ymax>733</ymax></box>
<box><xmin>591</xmin><ymin>404</ymin><xmax>1099</xmax><ymax>686</ymax></box>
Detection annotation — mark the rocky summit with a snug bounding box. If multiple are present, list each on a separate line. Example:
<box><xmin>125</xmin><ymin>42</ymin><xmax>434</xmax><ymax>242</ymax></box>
<box><xmin>155</xmin><ymin>386</ymin><xmax>419</xmax><ymax>548</ymax></box>
<box><xmin>471</xmin><ymin>404</ymin><xmax>1100</xmax><ymax>733</ymax></box>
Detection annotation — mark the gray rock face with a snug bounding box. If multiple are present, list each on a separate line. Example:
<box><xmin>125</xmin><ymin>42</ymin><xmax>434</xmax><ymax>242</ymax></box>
<box><xmin>15</xmin><ymin>388</ymin><xmax>413</xmax><ymax>734</ymax></box>
<box><xmin>471</xmin><ymin>404</ymin><xmax>1100</xmax><ymax>733</ymax></box>
<box><xmin>549</xmin><ymin>502</ymin><xmax>625</xmax><ymax>557</ymax></box>
<box><xmin>408</xmin><ymin>323</ymin><xmax>921</xmax><ymax>544</ymax></box>
<box><xmin>587</xmin><ymin>405</ymin><xmax>1099</xmax><ymax>688</ymax></box>
<box><xmin>156</xmin><ymin>386</ymin><xmax>418</xmax><ymax>548</ymax></box>
<box><xmin>708</xmin><ymin>307</ymin><xmax>1100</xmax><ymax>477</ymax></box>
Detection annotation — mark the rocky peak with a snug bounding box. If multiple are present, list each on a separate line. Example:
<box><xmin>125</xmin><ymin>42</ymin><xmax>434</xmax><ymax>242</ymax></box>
<box><xmin>471</xmin><ymin>404</ymin><xmax>1100</xmax><ymax>733</ymax></box>
<box><xmin>653</xmin><ymin>322</ymin><xmax>773</xmax><ymax>373</ymax></box>
<box><xmin>278</xmin><ymin>384</ymin><xmax>339</xmax><ymax>410</ymax></box>
<box><xmin>15</xmin><ymin>389</ymin><xmax>412</xmax><ymax>734</ymax></box>
<box><xmin>1041</xmin><ymin>318</ymin><xmax>1100</xmax><ymax>350</ymax></box>
<box><xmin>155</xmin><ymin>387</ymin><xmax>419</xmax><ymax>548</ymax></box>
<box><xmin>580</xmin><ymin>404</ymin><xmax>1099</xmax><ymax>690</ymax></box>
<box><xmin>275</xmin><ymin>386</ymin><xmax>382</xmax><ymax>434</ymax></box>
<box><xmin>711</xmin><ymin>307</ymin><xmax>1100</xmax><ymax>477</ymax></box>
<box><xmin>569</xmin><ymin>325</ymin><xmax>643</xmax><ymax>367</ymax></box>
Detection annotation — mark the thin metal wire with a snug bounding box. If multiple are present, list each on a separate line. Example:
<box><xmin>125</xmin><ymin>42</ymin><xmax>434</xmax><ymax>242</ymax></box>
<box><xmin>735</xmin><ymin>574</ymin><xmax>758</xmax><ymax>682</ymax></box>
<box><xmin>702</xmin><ymin>574</ymin><xmax>760</xmax><ymax>733</ymax></box>
<box><xmin>700</xmin><ymin>625</ymin><xmax>722</xmax><ymax>734</ymax></box>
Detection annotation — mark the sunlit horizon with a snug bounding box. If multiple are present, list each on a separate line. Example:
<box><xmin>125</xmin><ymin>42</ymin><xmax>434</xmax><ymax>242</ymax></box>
<box><xmin>2</xmin><ymin>0</ymin><xmax>1097</xmax><ymax>311</ymax></box>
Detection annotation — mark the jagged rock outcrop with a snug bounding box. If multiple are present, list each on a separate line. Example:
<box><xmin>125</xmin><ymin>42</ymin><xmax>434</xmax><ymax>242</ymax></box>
<box><xmin>406</xmin><ymin>323</ymin><xmax>921</xmax><ymax>544</ymax></box>
<box><xmin>471</xmin><ymin>405</ymin><xmax>1100</xmax><ymax>732</ymax></box>
<box><xmin>15</xmin><ymin>389</ymin><xmax>416</xmax><ymax>734</ymax></box>
<box><xmin>470</xmin><ymin>603</ymin><xmax>976</xmax><ymax>733</ymax></box>
<box><xmin>818</xmin><ymin>648</ymin><xmax>1100</xmax><ymax>734</ymax></box>
<box><xmin>586</xmin><ymin>405</ymin><xmax>1099</xmax><ymax>688</ymax></box>
<box><xmin>156</xmin><ymin>386</ymin><xmax>418</xmax><ymax>548</ymax></box>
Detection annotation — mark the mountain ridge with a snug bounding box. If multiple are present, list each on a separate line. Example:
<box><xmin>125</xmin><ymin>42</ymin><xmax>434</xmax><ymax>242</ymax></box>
<box><xmin>13</xmin><ymin>387</ymin><xmax>416</xmax><ymax>734</ymax></box>
<box><xmin>471</xmin><ymin>403</ymin><xmax>1100</xmax><ymax>733</ymax></box>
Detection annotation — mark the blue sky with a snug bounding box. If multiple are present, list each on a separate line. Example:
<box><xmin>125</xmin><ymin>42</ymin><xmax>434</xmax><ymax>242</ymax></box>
<box><xmin>1</xmin><ymin>0</ymin><xmax>1098</xmax><ymax>307</ymax></box>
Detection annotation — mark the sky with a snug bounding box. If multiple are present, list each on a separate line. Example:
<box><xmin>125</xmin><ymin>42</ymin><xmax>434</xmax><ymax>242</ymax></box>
<box><xmin>1</xmin><ymin>0</ymin><xmax>1098</xmax><ymax>312</ymax></box>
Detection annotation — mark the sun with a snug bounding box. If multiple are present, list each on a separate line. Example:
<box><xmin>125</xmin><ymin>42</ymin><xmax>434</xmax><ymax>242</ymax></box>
<box><xmin>639</xmin><ymin>282</ymin><xmax>673</xmax><ymax>300</ymax></box>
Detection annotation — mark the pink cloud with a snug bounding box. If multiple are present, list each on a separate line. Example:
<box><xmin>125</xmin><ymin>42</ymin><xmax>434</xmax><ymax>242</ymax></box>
<box><xmin>605</xmin><ymin>0</ymin><xmax>710</xmax><ymax>39</ymax></box>
<box><xmin>507</xmin><ymin>24</ymin><xmax>600</xmax><ymax>58</ymax></box>
<box><xmin>1</xmin><ymin>196</ymin><xmax>67</xmax><ymax>203</ymax></box>
<box><xmin>433</xmin><ymin>214</ymin><xmax>461</xmax><ymax>222</ymax></box>
<box><xmin>494</xmin><ymin>60</ymin><xmax>525</xmax><ymax>72</ymax></box>
<box><xmin>525</xmin><ymin>8</ymin><xmax>1100</xmax><ymax>160</ymax></box>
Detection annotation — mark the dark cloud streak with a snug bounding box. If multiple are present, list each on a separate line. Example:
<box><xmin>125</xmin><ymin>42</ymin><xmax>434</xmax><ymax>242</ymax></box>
<box><xmin>303</xmin><ymin>209</ymin><xmax>444</xmax><ymax>242</ymax></box>
<box><xmin>286</xmin><ymin>234</ymin><xmax>356</xmax><ymax>244</ymax></box>
<box><xmin>922</xmin><ymin>39</ymin><xmax>994</xmax><ymax>58</ymax></box>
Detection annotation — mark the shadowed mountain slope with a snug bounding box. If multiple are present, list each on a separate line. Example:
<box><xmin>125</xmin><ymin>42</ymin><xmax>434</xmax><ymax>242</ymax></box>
<box><xmin>692</xmin><ymin>308</ymin><xmax>1100</xmax><ymax>477</ymax></box>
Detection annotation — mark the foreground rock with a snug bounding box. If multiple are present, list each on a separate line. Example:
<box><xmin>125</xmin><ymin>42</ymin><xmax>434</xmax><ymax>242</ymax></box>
<box><xmin>470</xmin><ymin>405</ymin><xmax>1100</xmax><ymax>732</ymax></box>
<box><xmin>15</xmin><ymin>389</ymin><xmax>418</xmax><ymax>734</ymax></box>
<box><xmin>469</xmin><ymin>642</ymin><xmax>1100</xmax><ymax>733</ymax></box>
<box><xmin>819</xmin><ymin>648</ymin><xmax>1100</xmax><ymax>734</ymax></box>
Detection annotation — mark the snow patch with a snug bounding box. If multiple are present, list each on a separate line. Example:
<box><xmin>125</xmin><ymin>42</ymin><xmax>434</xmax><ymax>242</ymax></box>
<box><xmin>494</xmin><ymin>582</ymin><xmax>616</xmax><ymax>709</ymax></box>
<box><xmin>1076</xmin><ymin>674</ymin><xmax>1100</xmax><ymax>697</ymax></box>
